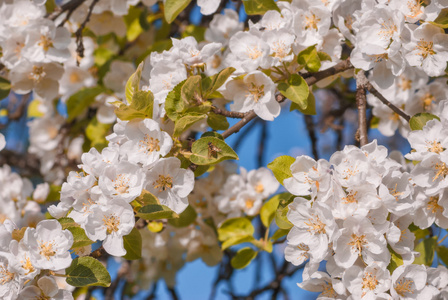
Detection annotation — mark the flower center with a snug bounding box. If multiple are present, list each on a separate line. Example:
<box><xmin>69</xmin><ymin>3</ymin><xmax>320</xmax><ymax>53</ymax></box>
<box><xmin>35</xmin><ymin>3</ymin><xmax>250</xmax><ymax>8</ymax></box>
<box><xmin>362</xmin><ymin>272</ymin><xmax>379</xmax><ymax>293</ymax></box>
<box><xmin>0</xmin><ymin>265</ymin><xmax>14</xmax><ymax>285</ymax></box>
<box><xmin>389</xmin><ymin>184</ymin><xmax>405</xmax><ymax>201</ymax></box>
<box><xmin>103</xmin><ymin>215</ymin><xmax>120</xmax><ymax>234</ymax></box>
<box><xmin>342</xmin><ymin>190</ymin><xmax>358</xmax><ymax>204</ymax></box>
<box><xmin>416</xmin><ymin>39</ymin><xmax>435</xmax><ymax>59</ymax></box>
<box><xmin>304</xmin><ymin>215</ymin><xmax>326</xmax><ymax>235</ymax></box>
<box><xmin>113</xmin><ymin>174</ymin><xmax>130</xmax><ymax>195</ymax></box>
<box><xmin>14</xmin><ymin>41</ymin><xmax>25</xmax><ymax>57</ymax></box>
<box><xmin>38</xmin><ymin>35</ymin><xmax>53</xmax><ymax>52</ymax></box>
<box><xmin>433</xmin><ymin>163</ymin><xmax>448</xmax><ymax>182</ymax></box>
<box><xmin>348</xmin><ymin>233</ymin><xmax>367</xmax><ymax>256</ymax></box>
<box><xmin>272</xmin><ymin>41</ymin><xmax>289</xmax><ymax>60</ymax></box>
<box><xmin>407</xmin><ymin>0</ymin><xmax>423</xmax><ymax>18</ymax></box>
<box><xmin>427</xmin><ymin>196</ymin><xmax>442</xmax><ymax>214</ymax></box>
<box><xmin>21</xmin><ymin>255</ymin><xmax>35</xmax><ymax>275</ymax></box>
<box><xmin>254</xmin><ymin>182</ymin><xmax>264</xmax><ymax>194</ymax></box>
<box><xmin>398</xmin><ymin>76</ymin><xmax>412</xmax><ymax>91</ymax></box>
<box><xmin>395</xmin><ymin>278</ymin><xmax>415</xmax><ymax>296</ymax></box>
<box><xmin>378</xmin><ymin>21</ymin><xmax>397</xmax><ymax>40</ymax></box>
<box><xmin>39</xmin><ymin>240</ymin><xmax>56</xmax><ymax>260</ymax></box>
<box><xmin>304</xmin><ymin>13</ymin><xmax>320</xmax><ymax>30</ymax></box>
<box><xmin>421</xmin><ymin>93</ymin><xmax>435</xmax><ymax>110</ymax></box>
<box><xmin>139</xmin><ymin>134</ymin><xmax>160</xmax><ymax>154</ymax></box>
<box><xmin>29</xmin><ymin>66</ymin><xmax>46</xmax><ymax>82</ymax></box>
<box><xmin>154</xmin><ymin>175</ymin><xmax>173</xmax><ymax>192</ymax></box>
<box><xmin>246</xmin><ymin>46</ymin><xmax>262</xmax><ymax>60</ymax></box>
<box><xmin>247</xmin><ymin>82</ymin><xmax>265</xmax><ymax>103</ymax></box>
<box><xmin>321</xmin><ymin>282</ymin><xmax>337</xmax><ymax>298</ymax></box>
<box><xmin>69</xmin><ymin>72</ymin><xmax>82</xmax><ymax>84</ymax></box>
<box><xmin>245</xmin><ymin>198</ymin><xmax>255</xmax><ymax>209</ymax></box>
<box><xmin>426</xmin><ymin>140</ymin><xmax>444</xmax><ymax>154</ymax></box>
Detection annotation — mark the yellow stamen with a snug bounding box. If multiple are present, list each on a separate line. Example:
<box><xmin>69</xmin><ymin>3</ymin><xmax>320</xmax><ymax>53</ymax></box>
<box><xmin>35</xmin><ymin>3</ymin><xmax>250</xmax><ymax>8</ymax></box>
<box><xmin>153</xmin><ymin>175</ymin><xmax>173</xmax><ymax>192</ymax></box>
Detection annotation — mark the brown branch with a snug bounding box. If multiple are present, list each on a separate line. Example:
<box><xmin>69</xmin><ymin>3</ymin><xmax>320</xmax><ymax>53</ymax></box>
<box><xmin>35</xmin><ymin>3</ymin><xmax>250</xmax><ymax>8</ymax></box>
<box><xmin>355</xmin><ymin>71</ymin><xmax>368</xmax><ymax>146</ymax></box>
<box><xmin>0</xmin><ymin>150</ymin><xmax>41</xmax><ymax>177</ymax></box>
<box><xmin>365</xmin><ymin>82</ymin><xmax>410</xmax><ymax>122</ymax></box>
<box><xmin>75</xmin><ymin>0</ymin><xmax>99</xmax><ymax>61</ymax></box>
<box><xmin>212</xmin><ymin>107</ymin><xmax>247</xmax><ymax>119</ymax></box>
<box><xmin>222</xmin><ymin>59</ymin><xmax>354</xmax><ymax>140</ymax></box>
<box><xmin>47</xmin><ymin>0</ymin><xmax>86</xmax><ymax>23</ymax></box>
<box><xmin>304</xmin><ymin>115</ymin><xmax>319</xmax><ymax>159</ymax></box>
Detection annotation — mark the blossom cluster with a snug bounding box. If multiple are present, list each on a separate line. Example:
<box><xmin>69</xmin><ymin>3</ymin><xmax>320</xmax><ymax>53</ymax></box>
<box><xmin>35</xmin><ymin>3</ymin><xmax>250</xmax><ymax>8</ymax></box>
<box><xmin>284</xmin><ymin>100</ymin><xmax>448</xmax><ymax>299</ymax></box>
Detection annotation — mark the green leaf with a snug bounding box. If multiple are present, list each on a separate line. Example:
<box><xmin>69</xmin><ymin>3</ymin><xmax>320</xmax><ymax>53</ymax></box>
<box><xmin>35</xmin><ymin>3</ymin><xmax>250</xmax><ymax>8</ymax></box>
<box><xmin>413</xmin><ymin>236</ymin><xmax>438</xmax><ymax>266</ymax></box>
<box><xmin>243</xmin><ymin>0</ymin><xmax>280</xmax><ymax>15</ymax></box>
<box><xmin>125</xmin><ymin>62</ymin><xmax>143</xmax><ymax>104</ymax></box>
<box><xmin>437</xmin><ymin>246</ymin><xmax>448</xmax><ymax>266</ymax></box>
<box><xmin>274</xmin><ymin>193</ymin><xmax>295</xmax><ymax>230</ymax></box>
<box><xmin>207</xmin><ymin>112</ymin><xmax>229</xmax><ymax>130</ymax></box>
<box><xmin>202</xmin><ymin>67</ymin><xmax>236</xmax><ymax>98</ymax></box>
<box><xmin>134</xmin><ymin>190</ymin><xmax>160</xmax><ymax>207</ymax></box>
<box><xmin>387</xmin><ymin>245</ymin><xmax>403</xmax><ymax>273</ymax></box>
<box><xmin>174</xmin><ymin>113</ymin><xmax>207</xmax><ymax>137</ymax></box>
<box><xmin>147</xmin><ymin>221</ymin><xmax>164</xmax><ymax>233</ymax></box>
<box><xmin>181</xmin><ymin>75</ymin><xmax>202</xmax><ymax>104</ymax></box>
<box><xmin>290</xmin><ymin>91</ymin><xmax>316</xmax><ymax>115</ymax></box>
<box><xmin>430</xmin><ymin>8</ymin><xmax>448</xmax><ymax>28</ymax></box>
<box><xmin>260</xmin><ymin>194</ymin><xmax>282</xmax><ymax>228</ymax></box>
<box><xmin>267</xmin><ymin>155</ymin><xmax>295</xmax><ymax>185</ymax></box>
<box><xmin>123</xmin><ymin>6</ymin><xmax>143</xmax><ymax>42</ymax></box>
<box><xmin>137</xmin><ymin>204</ymin><xmax>179</xmax><ymax>220</ymax></box>
<box><xmin>68</xmin><ymin>227</ymin><xmax>94</xmax><ymax>248</ymax></box>
<box><xmin>66</xmin><ymin>87</ymin><xmax>105</xmax><ymax>122</ymax></box>
<box><xmin>297</xmin><ymin>45</ymin><xmax>321</xmax><ymax>73</ymax></box>
<box><xmin>271</xmin><ymin>228</ymin><xmax>289</xmax><ymax>241</ymax></box>
<box><xmin>218</xmin><ymin>217</ymin><xmax>255</xmax><ymax>249</ymax></box>
<box><xmin>181</xmin><ymin>24</ymin><xmax>206</xmax><ymax>42</ymax></box>
<box><xmin>278</xmin><ymin>74</ymin><xmax>310</xmax><ymax>110</ymax></box>
<box><xmin>231</xmin><ymin>247</ymin><xmax>258</xmax><ymax>269</ymax></box>
<box><xmin>165</xmin><ymin>79</ymin><xmax>186</xmax><ymax>121</ymax></box>
<box><xmin>65</xmin><ymin>257</ymin><xmax>111</xmax><ymax>287</ymax></box>
<box><xmin>370</xmin><ymin>116</ymin><xmax>380</xmax><ymax>129</ymax></box>
<box><xmin>190</xmin><ymin>137</ymin><xmax>238</xmax><ymax>165</ymax></box>
<box><xmin>193</xmin><ymin>165</ymin><xmax>210</xmax><ymax>177</ymax></box>
<box><xmin>409</xmin><ymin>113</ymin><xmax>440</xmax><ymax>131</ymax></box>
<box><xmin>201</xmin><ymin>131</ymin><xmax>224</xmax><ymax>140</ymax></box>
<box><xmin>317</xmin><ymin>51</ymin><xmax>332</xmax><ymax>62</ymax></box>
<box><xmin>164</xmin><ymin>0</ymin><xmax>192</xmax><ymax>23</ymax></box>
<box><xmin>86</xmin><ymin>117</ymin><xmax>112</xmax><ymax>150</ymax></box>
<box><xmin>123</xmin><ymin>227</ymin><xmax>142</xmax><ymax>260</ymax></box>
<box><xmin>115</xmin><ymin>90</ymin><xmax>154</xmax><ymax>121</ymax></box>
<box><xmin>0</xmin><ymin>77</ymin><xmax>11</xmax><ymax>100</ymax></box>
<box><xmin>58</xmin><ymin>217</ymin><xmax>80</xmax><ymax>229</ymax></box>
<box><xmin>168</xmin><ymin>205</ymin><xmax>197</xmax><ymax>227</ymax></box>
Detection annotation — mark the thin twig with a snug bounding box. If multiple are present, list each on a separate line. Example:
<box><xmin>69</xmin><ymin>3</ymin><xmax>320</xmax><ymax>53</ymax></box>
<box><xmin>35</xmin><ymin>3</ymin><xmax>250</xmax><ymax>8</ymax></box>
<box><xmin>365</xmin><ymin>82</ymin><xmax>410</xmax><ymax>122</ymax></box>
<box><xmin>355</xmin><ymin>71</ymin><xmax>368</xmax><ymax>146</ymax></box>
<box><xmin>47</xmin><ymin>0</ymin><xmax>86</xmax><ymax>24</ymax></box>
<box><xmin>304</xmin><ymin>115</ymin><xmax>319</xmax><ymax>159</ymax></box>
<box><xmin>75</xmin><ymin>0</ymin><xmax>100</xmax><ymax>62</ymax></box>
<box><xmin>167</xmin><ymin>287</ymin><xmax>179</xmax><ymax>300</ymax></box>
<box><xmin>212</xmin><ymin>107</ymin><xmax>247</xmax><ymax>119</ymax></box>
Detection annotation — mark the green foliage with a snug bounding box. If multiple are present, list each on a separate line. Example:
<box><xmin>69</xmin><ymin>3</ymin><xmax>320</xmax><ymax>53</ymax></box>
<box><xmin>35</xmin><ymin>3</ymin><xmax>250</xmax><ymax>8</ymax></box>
<box><xmin>297</xmin><ymin>45</ymin><xmax>321</xmax><ymax>73</ymax></box>
<box><xmin>290</xmin><ymin>92</ymin><xmax>316</xmax><ymax>115</ymax></box>
<box><xmin>0</xmin><ymin>77</ymin><xmax>11</xmax><ymax>101</ymax></box>
<box><xmin>409</xmin><ymin>113</ymin><xmax>440</xmax><ymax>131</ymax></box>
<box><xmin>125</xmin><ymin>62</ymin><xmax>143</xmax><ymax>104</ymax></box>
<box><xmin>181</xmin><ymin>75</ymin><xmax>202</xmax><ymax>104</ymax></box>
<box><xmin>86</xmin><ymin>117</ymin><xmax>112</xmax><ymax>150</ymax></box>
<box><xmin>243</xmin><ymin>0</ymin><xmax>280</xmax><ymax>15</ymax></box>
<box><xmin>166</xmin><ymin>80</ymin><xmax>187</xmax><ymax>120</ymax></box>
<box><xmin>274</xmin><ymin>193</ymin><xmax>295</xmax><ymax>230</ymax></box>
<box><xmin>430</xmin><ymin>8</ymin><xmax>448</xmax><ymax>28</ymax></box>
<box><xmin>190</xmin><ymin>137</ymin><xmax>239</xmax><ymax>165</ymax></box>
<box><xmin>137</xmin><ymin>204</ymin><xmax>180</xmax><ymax>220</ymax></box>
<box><xmin>123</xmin><ymin>227</ymin><xmax>142</xmax><ymax>260</ymax></box>
<box><xmin>66</xmin><ymin>87</ymin><xmax>106</xmax><ymax>122</ymax></box>
<box><xmin>278</xmin><ymin>74</ymin><xmax>310</xmax><ymax>111</ymax></box>
<box><xmin>437</xmin><ymin>245</ymin><xmax>448</xmax><ymax>266</ymax></box>
<box><xmin>207</xmin><ymin>112</ymin><xmax>229</xmax><ymax>130</ymax></box>
<box><xmin>317</xmin><ymin>51</ymin><xmax>332</xmax><ymax>62</ymax></box>
<box><xmin>164</xmin><ymin>0</ymin><xmax>192</xmax><ymax>23</ymax></box>
<box><xmin>115</xmin><ymin>90</ymin><xmax>154</xmax><ymax>120</ymax></box>
<box><xmin>123</xmin><ymin>6</ymin><xmax>144</xmax><ymax>42</ymax></box>
<box><xmin>174</xmin><ymin>113</ymin><xmax>207</xmax><ymax>137</ymax></box>
<box><xmin>202</xmin><ymin>67</ymin><xmax>236</xmax><ymax>99</ymax></box>
<box><xmin>218</xmin><ymin>217</ymin><xmax>255</xmax><ymax>250</ymax></box>
<box><xmin>66</xmin><ymin>257</ymin><xmax>111</xmax><ymax>287</ymax></box>
<box><xmin>413</xmin><ymin>236</ymin><xmax>438</xmax><ymax>266</ymax></box>
<box><xmin>231</xmin><ymin>247</ymin><xmax>258</xmax><ymax>269</ymax></box>
<box><xmin>387</xmin><ymin>246</ymin><xmax>404</xmax><ymax>273</ymax></box>
<box><xmin>168</xmin><ymin>205</ymin><xmax>197</xmax><ymax>227</ymax></box>
<box><xmin>267</xmin><ymin>155</ymin><xmax>295</xmax><ymax>185</ymax></box>
<box><xmin>271</xmin><ymin>228</ymin><xmax>289</xmax><ymax>241</ymax></box>
<box><xmin>58</xmin><ymin>217</ymin><xmax>94</xmax><ymax>249</ymax></box>
<box><xmin>182</xmin><ymin>24</ymin><xmax>206</xmax><ymax>42</ymax></box>
<box><xmin>260</xmin><ymin>194</ymin><xmax>282</xmax><ymax>228</ymax></box>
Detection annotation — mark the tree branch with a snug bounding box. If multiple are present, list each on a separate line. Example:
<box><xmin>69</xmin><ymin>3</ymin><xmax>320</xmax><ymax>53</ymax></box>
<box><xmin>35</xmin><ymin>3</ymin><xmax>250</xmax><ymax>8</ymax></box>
<box><xmin>304</xmin><ymin>115</ymin><xmax>319</xmax><ymax>159</ymax></box>
<box><xmin>47</xmin><ymin>0</ymin><xmax>86</xmax><ymax>22</ymax></box>
<box><xmin>212</xmin><ymin>107</ymin><xmax>247</xmax><ymax>119</ymax></box>
<box><xmin>355</xmin><ymin>71</ymin><xmax>368</xmax><ymax>146</ymax></box>
<box><xmin>365</xmin><ymin>82</ymin><xmax>410</xmax><ymax>122</ymax></box>
<box><xmin>75</xmin><ymin>0</ymin><xmax>99</xmax><ymax>61</ymax></box>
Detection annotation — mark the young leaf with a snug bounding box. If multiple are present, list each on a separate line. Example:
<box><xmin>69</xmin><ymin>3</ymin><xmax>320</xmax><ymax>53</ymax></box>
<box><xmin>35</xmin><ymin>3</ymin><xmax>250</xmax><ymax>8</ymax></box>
<box><xmin>387</xmin><ymin>245</ymin><xmax>404</xmax><ymax>273</ymax></box>
<box><xmin>437</xmin><ymin>246</ymin><xmax>448</xmax><ymax>266</ymax></box>
<box><xmin>168</xmin><ymin>205</ymin><xmax>197</xmax><ymax>227</ymax></box>
<box><xmin>207</xmin><ymin>112</ymin><xmax>229</xmax><ymax>130</ymax></box>
<box><xmin>115</xmin><ymin>90</ymin><xmax>154</xmax><ymax>121</ymax></box>
<box><xmin>430</xmin><ymin>8</ymin><xmax>448</xmax><ymax>28</ymax></box>
<box><xmin>290</xmin><ymin>92</ymin><xmax>316</xmax><ymax>115</ymax></box>
<box><xmin>67</xmin><ymin>227</ymin><xmax>95</xmax><ymax>249</ymax></box>
<box><xmin>181</xmin><ymin>75</ymin><xmax>202</xmax><ymax>104</ymax></box>
<box><xmin>202</xmin><ymin>67</ymin><xmax>236</xmax><ymax>98</ymax></box>
<box><xmin>173</xmin><ymin>113</ymin><xmax>207</xmax><ymax>137</ymax></box>
<box><xmin>164</xmin><ymin>0</ymin><xmax>192</xmax><ymax>23</ymax></box>
<box><xmin>190</xmin><ymin>136</ymin><xmax>238</xmax><ymax>165</ymax></box>
<box><xmin>123</xmin><ymin>227</ymin><xmax>142</xmax><ymax>260</ymax></box>
<box><xmin>297</xmin><ymin>45</ymin><xmax>321</xmax><ymax>73</ymax></box>
<box><xmin>165</xmin><ymin>79</ymin><xmax>187</xmax><ymax>121</ymax></box>
<box><xmin>66</xmin><ymin>87</ymin><xmax>106</xmax><ymax>122</ymax></box>
<box><xmin>0</xmin><ymin>77</ymin><xmax>11</xmax><ymax>100</ymax></box>
<box><xmin>409</xmin><ymin>113</ymin><xmax>440</xmax><ymax>131</ymax></box>
<box><xmin>137</xmin><ymin>204</ymin><xmax>179</xmax><ymax>220</ymax></box>
<box><xmin>125</xmin><ymin>61</ymin><xmax>144</xmax><ymax>103</ymax></box>
<box><xmin>243</xmin><ymin>0</ymin><xmax>280</xmax><ymax>15</ymax></box>
<box><xmin>66</xmin><ymin>257</ymin><xmax>111</xmax><ymax>287</ymax></box>
<box><xmin>413</xmin><ymin>236</ymin><xmax>438</xmax><ymax>266</ymax></box>
<box><xmin>274</xmin><ymin>194</ymin><xmax>295</xmax><ymax>230</ymax></box>
<box><xmin>267</xmin><ymin>155</ymin><xmax>295</xmax><ymax>185</ymax></box>
<box><xmin>260</xmin><ymin>193</ymin><xmax>285</xmax><ymax>227</ymax></box>
<box><xmin>270</xmin><ymin>228</ymin><xmax>289</xmax><ymax>241</ymax></box>
<box><xmin>231</xmin><ymin>247</ymin><xmax>258</xmax><ymax>269</ymax></box>
<box><xmin>218</xmin><ymin>217</ymin><xmax>254</xmax><ymax>242</ymax></box>
<box><xmin>278</xmin><ymin>74</ymin><xmax>310</xmax><ymax>110</ymax></box>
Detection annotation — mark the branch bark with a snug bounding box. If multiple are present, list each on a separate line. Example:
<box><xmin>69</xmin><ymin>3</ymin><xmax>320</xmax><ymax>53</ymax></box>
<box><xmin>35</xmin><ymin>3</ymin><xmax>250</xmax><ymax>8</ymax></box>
<box><xmin>365</xmin><ymin>82</ymin><xmax>411</xmax><ymax>122</ymax></box>
<box><xmin>355</xmin><ymin>71</ymin><xmax>368</xmax><ymax>146</ymax></box>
